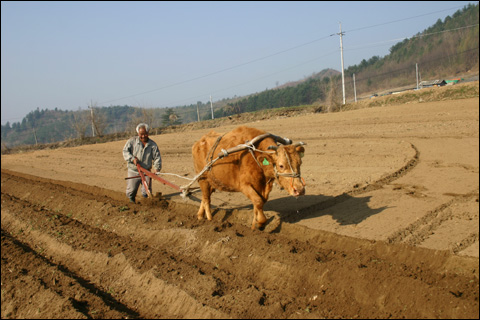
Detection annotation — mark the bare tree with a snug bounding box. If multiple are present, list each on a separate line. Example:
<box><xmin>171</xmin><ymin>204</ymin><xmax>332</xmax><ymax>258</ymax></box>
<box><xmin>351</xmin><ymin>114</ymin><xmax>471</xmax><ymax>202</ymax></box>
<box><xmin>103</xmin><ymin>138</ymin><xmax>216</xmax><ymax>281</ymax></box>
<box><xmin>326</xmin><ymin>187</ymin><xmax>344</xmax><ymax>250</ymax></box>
<box><xmin>88</xmin><ymin>101</ymin><xmax>107</xmax><ymax>137</ymax></box>
<box><xmin>141</xmin><ymin>108</ymin><xmax>155</xmax><ymax>128</ymax></box>
<box><xmin>126</xmin><ymin>107</ymin><xmax>157</xmax><ymax>134</ymax></box>
<box><xmin>71</xmin><ymin>109</ymin><xmax>89</xmax><ymax>140</ymax></box>
<box><xmin>1</xmin><ymin>142</ymin><xmax>10</xmax><ymax>155</ymax></box>
<box><xmin>327</xmin><ymin>78</ymin><xmax>341</xmax><ymax>112</ymax></box>
<box><xmin>127</xmin><ymin>116</ymin><xmax>142</xmax><ymax>134</ymax></box>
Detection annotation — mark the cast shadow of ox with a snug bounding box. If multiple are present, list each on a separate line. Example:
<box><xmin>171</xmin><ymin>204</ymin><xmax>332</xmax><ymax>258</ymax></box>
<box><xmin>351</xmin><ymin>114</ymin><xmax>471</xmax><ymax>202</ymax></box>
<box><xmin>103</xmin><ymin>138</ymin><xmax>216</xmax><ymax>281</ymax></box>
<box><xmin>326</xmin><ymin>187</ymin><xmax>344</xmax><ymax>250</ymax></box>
<box><xmin>170</xmin><ymin>190</ymin><xmax>388</xmax><ymax>230</ymax></box>
<box><xmin>263</xmin><ymin>193</ymin><xmax>389</xmax><ymax>227</ymax></box>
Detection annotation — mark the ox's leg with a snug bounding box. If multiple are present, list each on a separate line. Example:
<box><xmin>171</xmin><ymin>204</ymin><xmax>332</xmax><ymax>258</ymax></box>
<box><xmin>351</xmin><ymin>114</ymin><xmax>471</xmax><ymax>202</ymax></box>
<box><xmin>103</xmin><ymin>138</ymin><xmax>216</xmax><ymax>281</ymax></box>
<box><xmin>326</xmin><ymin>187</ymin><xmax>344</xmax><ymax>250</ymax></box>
<box><xmin>243</xmin><ymin>187</ymin><xmax>267</xmax><ymax>230</ymax></box>
<box><xmin>252</xmin><ymin>205</ymin><xmax>267</xmax><ymax>230</ymax></box>
<box><xmin>197</xmin><ymin>201</ymin><xmax>205</xmax><ymax>220</ymax></box>
<box><xmin>197</xmin><ymin>180</ymin><xmax>214</xmax><ymax>221</ymax></box>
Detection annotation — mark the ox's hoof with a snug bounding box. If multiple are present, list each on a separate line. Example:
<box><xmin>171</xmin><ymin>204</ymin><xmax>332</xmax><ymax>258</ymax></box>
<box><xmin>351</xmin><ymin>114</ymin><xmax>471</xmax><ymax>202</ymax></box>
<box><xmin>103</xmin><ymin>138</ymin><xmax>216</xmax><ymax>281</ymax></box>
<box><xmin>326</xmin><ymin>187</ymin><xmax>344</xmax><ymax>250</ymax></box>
<box><xmin>251</xmin><ymin>223</ymin><xmax>265</xmax><ymax>231</ymax></box>
<box><xmin>254</xmin><ymin>219</ymin><xmax>267</xmax><ymax>231</ymax></box>
<box><xmin>264</xmin><ymin>216</ymin><xmax>281</xmax><ymax>233</ymax></box>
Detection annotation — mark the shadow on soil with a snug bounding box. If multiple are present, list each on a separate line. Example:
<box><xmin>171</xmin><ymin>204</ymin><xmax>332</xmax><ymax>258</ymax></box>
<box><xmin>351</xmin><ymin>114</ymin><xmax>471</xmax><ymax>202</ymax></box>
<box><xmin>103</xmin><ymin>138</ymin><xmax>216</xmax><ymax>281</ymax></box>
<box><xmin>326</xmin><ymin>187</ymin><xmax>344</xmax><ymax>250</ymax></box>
<box><xmin>171</xmin><ymin>190</ymin><xmax>389</xmax><ymax>229</ymax></box>
<box><xmin>267</xmin><ymin>193</ymin><xmax>389</xmax><ymax>225</ymax></box>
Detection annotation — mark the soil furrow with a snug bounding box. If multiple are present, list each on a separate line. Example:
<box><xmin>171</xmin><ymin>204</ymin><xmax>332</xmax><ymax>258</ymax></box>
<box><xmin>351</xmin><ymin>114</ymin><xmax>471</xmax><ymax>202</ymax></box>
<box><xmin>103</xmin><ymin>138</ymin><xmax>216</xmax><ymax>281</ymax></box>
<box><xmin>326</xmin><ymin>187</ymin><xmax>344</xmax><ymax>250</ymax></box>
<box><xmin>2</xmin><ymin>169</ymin><xmax>478</xmax><ymax>318</ymax></box>
<box><xmin>1</xmin><ymin>229</ymin><xmax>138</xmax><ymax>319</ymax></box>
<box><xmin>387</xmin><ymin>191</ymin><xmax>479</xmax><ymax>246</ymax></box>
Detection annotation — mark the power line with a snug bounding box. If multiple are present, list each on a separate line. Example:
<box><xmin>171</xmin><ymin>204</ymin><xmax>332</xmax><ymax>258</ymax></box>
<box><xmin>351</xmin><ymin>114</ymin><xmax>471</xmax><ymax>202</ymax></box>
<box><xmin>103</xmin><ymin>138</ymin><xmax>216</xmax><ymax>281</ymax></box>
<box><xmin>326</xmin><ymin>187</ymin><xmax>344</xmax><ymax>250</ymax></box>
<box><xmin>100</xmin><ymin>34</ymin><xmax>332</xmax><ymax>105</ymax></box>
<box><xmin>161</xmin><ymin>49</ymin><xmax>339</xmax><ymax>108</ymax></box>
<box><xmin>345</xmin><ymin>24</ymin><xmax>479</xmax><ymax>52</ymax></box>
<box><xmin>1</xmin><ymin>116</ymin><xmax>25</xmax><ymax>122</ymax></box>
<box><xmin>100</xmin><ymin>4</ymin><xmax>473</xmax><ymax>107</ymax></box>
<box><xmin>5</xmin><ymin>4</ymin><xmax>475</xmax><ymax>127</ymax></box>
<box><xmin>344</xmin><ymin>4</ymin><xmax>469</xmax><ymax>33</ymax></box>
<box><xmin>107</xmin><ymin>41</ymin><xmax>480</xmax><ymax>120</ymax></box>
<box><xmin>167</xmin><ymin>22</ymin><xmax>478</xmax><ymax>108</ymax></box>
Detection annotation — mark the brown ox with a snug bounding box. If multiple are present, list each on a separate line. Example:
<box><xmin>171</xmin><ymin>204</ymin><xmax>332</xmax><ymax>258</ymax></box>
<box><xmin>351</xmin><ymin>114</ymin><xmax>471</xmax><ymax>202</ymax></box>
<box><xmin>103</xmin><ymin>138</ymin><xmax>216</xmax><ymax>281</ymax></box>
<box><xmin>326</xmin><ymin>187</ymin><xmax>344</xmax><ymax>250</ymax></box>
<box><xmin>192</xmin><ymin>126</ymin><xmax>305</xmax><ymax>230</ymax></box>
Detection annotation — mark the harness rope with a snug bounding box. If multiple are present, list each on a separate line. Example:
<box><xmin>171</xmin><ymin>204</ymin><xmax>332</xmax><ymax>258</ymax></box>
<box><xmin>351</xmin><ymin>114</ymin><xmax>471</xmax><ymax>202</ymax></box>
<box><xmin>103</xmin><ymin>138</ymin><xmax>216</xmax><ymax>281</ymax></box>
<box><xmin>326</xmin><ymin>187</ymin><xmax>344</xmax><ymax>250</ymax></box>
<box><xmin>178</xmin><ymin>135</ymin><xmax>276</xmax><ymax>195</ymax></box>
<box><xmin>155</xmin><ymin>133</ymin><xmax>303</xmax><ymax>198</ymax></box>
<box><xmin>274</xmin><ymin>148</ymin><xmax>306</xmax><ymax>188</ymax></box>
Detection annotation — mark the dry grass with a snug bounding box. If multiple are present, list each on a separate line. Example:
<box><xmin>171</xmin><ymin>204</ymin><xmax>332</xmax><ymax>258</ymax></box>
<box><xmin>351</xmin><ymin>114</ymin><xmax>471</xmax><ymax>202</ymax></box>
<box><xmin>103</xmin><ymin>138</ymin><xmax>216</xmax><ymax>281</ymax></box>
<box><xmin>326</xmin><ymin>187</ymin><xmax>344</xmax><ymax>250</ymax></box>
<box><xmin>343</xmin><ymin>80</ymin><xmax>479</xmax><ymax>111</ymax></box>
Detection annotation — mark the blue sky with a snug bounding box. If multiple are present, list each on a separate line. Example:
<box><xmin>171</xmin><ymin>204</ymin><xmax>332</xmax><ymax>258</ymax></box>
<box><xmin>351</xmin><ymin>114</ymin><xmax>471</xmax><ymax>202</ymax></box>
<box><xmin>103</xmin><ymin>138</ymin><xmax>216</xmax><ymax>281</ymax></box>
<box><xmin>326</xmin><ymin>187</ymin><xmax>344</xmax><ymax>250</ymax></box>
<box><xmin>1</xmin><ymin>1</ymin><xmax>477</xmax><ymax>125</ymax></box>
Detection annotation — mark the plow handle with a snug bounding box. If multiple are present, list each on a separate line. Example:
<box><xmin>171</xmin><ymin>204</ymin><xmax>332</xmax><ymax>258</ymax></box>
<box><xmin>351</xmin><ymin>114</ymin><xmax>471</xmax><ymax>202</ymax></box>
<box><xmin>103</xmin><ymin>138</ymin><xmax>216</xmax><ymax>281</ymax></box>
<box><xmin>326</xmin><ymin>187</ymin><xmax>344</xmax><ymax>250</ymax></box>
<box><xmin>135</xmin><ymin>163</ymin><xmax>181</xmax><ymax>192</ymax></box>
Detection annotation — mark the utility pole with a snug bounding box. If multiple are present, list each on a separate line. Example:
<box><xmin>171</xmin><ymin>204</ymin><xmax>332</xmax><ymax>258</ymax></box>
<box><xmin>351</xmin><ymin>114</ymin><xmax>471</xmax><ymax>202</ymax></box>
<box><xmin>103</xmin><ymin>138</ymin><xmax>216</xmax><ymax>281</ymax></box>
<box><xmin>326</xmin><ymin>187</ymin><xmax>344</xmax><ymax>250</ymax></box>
<box><xmin>196</xmin><ymin>102</ymin><xmax>200</xmax><ymax>122</ymax></box>
<box><xmin>88</xmin><ymin>105</ymin><xmax>96</xmax><ymax>137</ymax></box>
<box><xmin>210</xmin><ymin>95</ymin><xmax>214</xmax><ymax>120</ymax></box>
<box><xmin>353</xmin><ymin>73</ymin><xmax>357</xmax><ymax>103</ymax></box>
<box><xmin>338</xmin><ymin>22</ymin><xmax>346</xmax><ymax>105</ymax></box>
<box><xmin>416</xmin><ymin>63</ymin><xmax>419</xmax><ymax>90</ymax></box>
<box><xmin>32</xmin><ymin>127</ymin><xmax>38</xmax><ymax>145</ymax></box>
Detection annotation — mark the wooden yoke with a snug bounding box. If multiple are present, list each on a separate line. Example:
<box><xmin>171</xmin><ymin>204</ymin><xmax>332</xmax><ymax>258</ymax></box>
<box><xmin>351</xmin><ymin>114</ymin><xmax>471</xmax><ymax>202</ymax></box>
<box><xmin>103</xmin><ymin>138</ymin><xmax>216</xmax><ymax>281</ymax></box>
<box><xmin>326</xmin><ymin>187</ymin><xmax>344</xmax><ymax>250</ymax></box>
<box><xmin>216</xmin><ymin>133</ymin><xmax>292</xmax><ymax>159</ymax></box>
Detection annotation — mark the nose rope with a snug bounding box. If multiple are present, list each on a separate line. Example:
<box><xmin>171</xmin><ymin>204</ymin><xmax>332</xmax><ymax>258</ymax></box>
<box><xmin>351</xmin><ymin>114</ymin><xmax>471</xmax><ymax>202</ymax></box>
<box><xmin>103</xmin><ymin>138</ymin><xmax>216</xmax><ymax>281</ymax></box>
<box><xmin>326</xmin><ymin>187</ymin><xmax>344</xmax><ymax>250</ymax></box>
<box><xmin>289</xmin><ymin>177</ymin><xmax>307</xmax><ymax>189</ymax></box>
<box><xmin>274</xmin><ymin>149</ymin><xmax>306</xmax><ymax>187</ymax></box>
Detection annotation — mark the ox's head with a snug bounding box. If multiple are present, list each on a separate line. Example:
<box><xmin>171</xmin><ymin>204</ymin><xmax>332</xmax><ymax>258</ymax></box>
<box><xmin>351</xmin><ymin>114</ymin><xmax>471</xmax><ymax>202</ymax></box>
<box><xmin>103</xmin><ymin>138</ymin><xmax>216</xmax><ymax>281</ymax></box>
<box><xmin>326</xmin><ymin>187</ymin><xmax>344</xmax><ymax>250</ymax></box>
<box><xmin>257</xmin><ymin>143</ymin><xmax>306</xmax><ymax>197</ymax></box>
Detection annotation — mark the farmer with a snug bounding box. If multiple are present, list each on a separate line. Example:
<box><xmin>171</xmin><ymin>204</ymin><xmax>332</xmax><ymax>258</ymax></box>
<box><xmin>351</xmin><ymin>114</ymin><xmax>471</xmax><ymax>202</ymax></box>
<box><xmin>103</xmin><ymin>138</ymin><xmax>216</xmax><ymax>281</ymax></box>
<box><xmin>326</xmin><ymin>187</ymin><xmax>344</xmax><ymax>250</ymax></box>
<box><xmin>122</xmin><ymin>123</ymin><xmax>162</xmax><ymax>203</ymax></box>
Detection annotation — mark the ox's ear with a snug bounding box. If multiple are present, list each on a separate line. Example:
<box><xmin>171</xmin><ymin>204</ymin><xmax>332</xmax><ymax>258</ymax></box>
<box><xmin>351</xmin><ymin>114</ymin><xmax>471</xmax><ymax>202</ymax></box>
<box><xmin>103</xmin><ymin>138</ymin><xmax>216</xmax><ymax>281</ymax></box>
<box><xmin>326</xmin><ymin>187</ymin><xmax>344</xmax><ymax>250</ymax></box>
<box><xmin>257</xmin><ymin>154</ymin><xmax>276</xmax><ymax>176</ymax></box>
<box><xmin>296</xmin><ymin>145</ymin><xmax>305</xmax><ymax>158</ymax></box>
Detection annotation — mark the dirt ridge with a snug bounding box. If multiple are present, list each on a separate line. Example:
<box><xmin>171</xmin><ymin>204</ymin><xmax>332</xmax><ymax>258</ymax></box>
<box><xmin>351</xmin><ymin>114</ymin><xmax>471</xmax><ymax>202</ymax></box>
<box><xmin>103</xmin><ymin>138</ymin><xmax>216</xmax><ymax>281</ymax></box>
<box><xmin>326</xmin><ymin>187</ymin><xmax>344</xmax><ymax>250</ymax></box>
<box><xmin>2</xmin><ymin>170</ymin><xmax>478</xmax><ymax>319</ymax></box>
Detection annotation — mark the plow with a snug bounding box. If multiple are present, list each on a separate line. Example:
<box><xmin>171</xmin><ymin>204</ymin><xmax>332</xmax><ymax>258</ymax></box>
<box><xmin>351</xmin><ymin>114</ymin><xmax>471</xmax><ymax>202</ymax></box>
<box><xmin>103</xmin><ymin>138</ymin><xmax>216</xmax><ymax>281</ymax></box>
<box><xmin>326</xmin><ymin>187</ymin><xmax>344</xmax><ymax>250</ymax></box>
<box><xmin>124</xmin><ymin>132</ymin><xmax>301</xmax><ymax>200</ymax></box>
<box><xmin>124</xmin><ymin>163</ymin><xmax>183</xmax><ymax>198</ymax></box>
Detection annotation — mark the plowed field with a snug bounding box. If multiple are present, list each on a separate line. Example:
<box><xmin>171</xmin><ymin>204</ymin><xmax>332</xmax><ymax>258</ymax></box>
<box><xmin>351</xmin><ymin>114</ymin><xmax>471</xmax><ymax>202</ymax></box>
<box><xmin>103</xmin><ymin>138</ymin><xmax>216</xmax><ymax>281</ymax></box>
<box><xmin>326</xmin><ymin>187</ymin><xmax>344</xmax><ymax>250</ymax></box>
<box><xmin>1</xmin><ymin>91</ymin><xmax>479</xmax><ymax>318</ymax></box>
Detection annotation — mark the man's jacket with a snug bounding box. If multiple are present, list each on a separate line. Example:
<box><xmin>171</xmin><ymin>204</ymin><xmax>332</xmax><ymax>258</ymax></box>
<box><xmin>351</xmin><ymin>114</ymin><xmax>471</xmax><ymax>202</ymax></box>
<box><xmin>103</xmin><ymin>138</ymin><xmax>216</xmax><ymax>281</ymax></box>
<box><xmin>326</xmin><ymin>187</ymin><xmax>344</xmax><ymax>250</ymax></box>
<box><xmin>123</xmin><ymin>137</ymin><xmax>162</xmax><ymax>172</ymax></box>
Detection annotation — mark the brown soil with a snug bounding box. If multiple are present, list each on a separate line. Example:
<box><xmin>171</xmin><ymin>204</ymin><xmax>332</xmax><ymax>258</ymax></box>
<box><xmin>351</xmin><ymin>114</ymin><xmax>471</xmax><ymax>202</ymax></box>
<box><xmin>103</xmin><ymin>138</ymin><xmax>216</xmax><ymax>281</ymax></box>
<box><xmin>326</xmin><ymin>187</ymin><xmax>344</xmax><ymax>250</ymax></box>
<box><xmin>1</xmin><ymin>86</ymin><xmax>479</xmax><ymax>318</ymax></box>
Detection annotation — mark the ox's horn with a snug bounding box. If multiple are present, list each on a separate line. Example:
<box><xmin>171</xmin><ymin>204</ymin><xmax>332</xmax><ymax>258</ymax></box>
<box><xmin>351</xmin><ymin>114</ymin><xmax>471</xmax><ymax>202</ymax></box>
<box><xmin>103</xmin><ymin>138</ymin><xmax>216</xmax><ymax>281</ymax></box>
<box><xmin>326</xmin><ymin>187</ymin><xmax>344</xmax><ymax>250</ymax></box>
<box><xmin>267</xmin><ymin>145</ymin><xmax>278</xmax><ymax>150</ymax></box>
<box><xmin>269</xmin><ymin>134</ymin><xmax>292</xmax><ymax>145</ymax></box>
<box><xmin>295</xmin><ymin>141</ymin><xmax>306</xmax><ymax>146</ymax></box>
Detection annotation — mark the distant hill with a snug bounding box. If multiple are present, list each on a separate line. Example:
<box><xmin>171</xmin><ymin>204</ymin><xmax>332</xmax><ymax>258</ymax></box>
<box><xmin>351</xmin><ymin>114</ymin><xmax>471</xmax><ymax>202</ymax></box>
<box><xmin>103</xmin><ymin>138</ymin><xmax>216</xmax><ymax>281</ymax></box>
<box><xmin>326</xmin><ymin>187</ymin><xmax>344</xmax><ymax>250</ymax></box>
<box><xmin>276</xmin><ymin>68</ymin><xmax>341</xmax><ymax>89</ymax></box>
<box><xmin>221</xmin><ymin>3</ymin><xmax>478</xmax><ymax>114</ymax></box>
<box><xmin>1</xmin><ymin>3</ymin><xmax>478</xmax><ymax>148</ymax></box>
<box><xmin>341</xmin><ymin>3</ymin><xmax>479</xmax><ymax>98</ymax></box>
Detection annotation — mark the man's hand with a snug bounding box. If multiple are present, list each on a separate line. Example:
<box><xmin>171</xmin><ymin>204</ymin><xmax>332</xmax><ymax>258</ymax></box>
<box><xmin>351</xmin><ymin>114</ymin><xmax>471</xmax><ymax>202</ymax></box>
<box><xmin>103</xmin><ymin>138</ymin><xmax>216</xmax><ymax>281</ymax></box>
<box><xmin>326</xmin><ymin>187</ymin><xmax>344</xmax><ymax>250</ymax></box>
<box><xmin>133</xmin><ymin>157</ymin><xmax>139</xmax><ymax>165</ymax></box>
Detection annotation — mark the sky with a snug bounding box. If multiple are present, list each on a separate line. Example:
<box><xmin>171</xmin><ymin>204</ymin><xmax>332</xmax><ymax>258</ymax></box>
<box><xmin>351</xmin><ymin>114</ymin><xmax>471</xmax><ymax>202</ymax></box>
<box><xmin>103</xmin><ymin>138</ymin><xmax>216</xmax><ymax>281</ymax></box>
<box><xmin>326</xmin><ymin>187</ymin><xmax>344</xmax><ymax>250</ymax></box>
<box><xmin>1</xmin><ymin>1</ymin><xmax>477</xmax><ymax>125</ymax></box>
